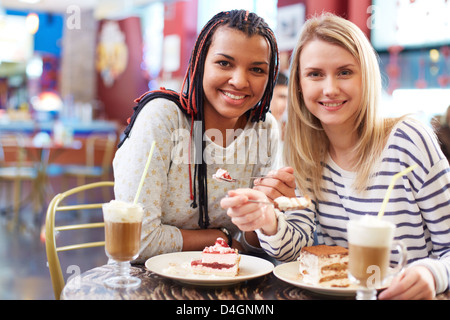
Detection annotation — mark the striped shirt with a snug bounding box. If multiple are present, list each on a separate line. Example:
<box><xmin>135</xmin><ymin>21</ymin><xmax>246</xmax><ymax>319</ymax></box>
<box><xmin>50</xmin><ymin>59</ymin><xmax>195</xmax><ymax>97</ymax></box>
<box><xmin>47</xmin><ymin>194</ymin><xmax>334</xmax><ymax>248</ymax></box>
<box><xmin>258</xmin><ymin>119</ymin><xmax>450</xmax><ymax>293</ymax></box>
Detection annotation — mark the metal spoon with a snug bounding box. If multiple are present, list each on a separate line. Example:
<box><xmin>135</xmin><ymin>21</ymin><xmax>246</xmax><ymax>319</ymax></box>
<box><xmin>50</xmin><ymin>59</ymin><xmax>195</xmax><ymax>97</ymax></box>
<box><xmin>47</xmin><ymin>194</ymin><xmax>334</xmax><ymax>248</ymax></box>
<box><xmin>216</xmin><ymin>176</ymin><xmax>272</xmax><ymax>183</ymax></box>
<box><xmin>223</xmin><ymin>195</ymin><xmax>274</xmax><ymax>206</ymax></box>
<box><xmin>247</xmin><ymin>199</ymin><xmax>274</xmax><ymax>206</ymax></box>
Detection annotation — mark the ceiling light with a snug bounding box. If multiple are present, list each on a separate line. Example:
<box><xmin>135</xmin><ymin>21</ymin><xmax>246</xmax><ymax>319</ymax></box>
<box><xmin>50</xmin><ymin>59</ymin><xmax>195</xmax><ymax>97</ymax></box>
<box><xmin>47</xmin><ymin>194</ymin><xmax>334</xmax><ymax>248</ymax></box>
<box><xmin>26</xmin><ymin>12</ymin><xmax>39</xmax><ymax>34</ymax></box>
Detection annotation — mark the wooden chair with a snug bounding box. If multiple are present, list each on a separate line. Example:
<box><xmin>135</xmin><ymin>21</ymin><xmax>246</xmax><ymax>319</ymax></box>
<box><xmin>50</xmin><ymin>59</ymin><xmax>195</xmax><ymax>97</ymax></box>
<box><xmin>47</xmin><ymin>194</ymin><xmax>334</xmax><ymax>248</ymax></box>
<box><xmin>45</xmin><ymin>181</ymin><xmax>114</xmax><ymax>299</ymax></box>
<box><xmin>0</xmin><ymin>133</ymin><xmax>38</xmax><ymax>228</ymax></box>
<box><xmin>61</xmin><ymin>132</ymin><xmax>117</xmax><ymax>201</ymax></box>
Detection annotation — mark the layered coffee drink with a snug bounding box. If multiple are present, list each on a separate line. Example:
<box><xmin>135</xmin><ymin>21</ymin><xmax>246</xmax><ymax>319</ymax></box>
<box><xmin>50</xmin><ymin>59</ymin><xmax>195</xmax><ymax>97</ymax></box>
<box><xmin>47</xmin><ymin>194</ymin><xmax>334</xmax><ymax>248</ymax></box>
<box><xmin>103</xmin><ymin>200</ymin><xmax>143</xmax><ymax>262</ymax></box>
<box><xmin>347</xmin><ymin>215</ymin><xmax>395</xmax><ymax>286</ymax></box>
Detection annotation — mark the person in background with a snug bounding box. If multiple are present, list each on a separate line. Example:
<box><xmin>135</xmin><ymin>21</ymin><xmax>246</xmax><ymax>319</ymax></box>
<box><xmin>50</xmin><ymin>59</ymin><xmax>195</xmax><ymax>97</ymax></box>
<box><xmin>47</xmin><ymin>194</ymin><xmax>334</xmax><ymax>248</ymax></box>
<box><xmin>221</xmin><ymin>13</ymin><xmax>450</xmax><ymax>300</ymax></box>
<box><xmin>113</xmin><ymin>10</ymin><xmax>294</xmax><ymax>261</ymax></box>
<box><xmin>269</xmin><ymin>72</ymin><xmax>289</xmax><ymax>168</ymax></box>
<box><xmin>269</xmin><ymin>72</ymin><xmax>289</xmax><ymax>123</ymax></box>
<box><xmin>436</xmin><ymin>105</ymin><xmax>450</xmax><ymax>163</ymax></box>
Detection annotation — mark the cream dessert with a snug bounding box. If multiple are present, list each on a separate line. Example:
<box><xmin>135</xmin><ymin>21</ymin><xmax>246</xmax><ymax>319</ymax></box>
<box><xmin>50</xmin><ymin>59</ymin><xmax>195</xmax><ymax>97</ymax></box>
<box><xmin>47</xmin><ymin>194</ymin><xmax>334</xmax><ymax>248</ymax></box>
<box><xmin>212</xmin><ymin>168</ymin><xmax>235</xmax><ymax>182</ymax></box>
<box><xmin>274</xmin><ymin>195</ymin><xmax>312</xmax><ymax>211</ymax></box>
<box><xmin>298</xmin><ymin>245</ymin><xmax>350</xmax><ymax>288</ymax></box>
<box><xmin>191</xmin><ymin>238</ymin><xmax>241</xmax><ymax>276</ymax></box>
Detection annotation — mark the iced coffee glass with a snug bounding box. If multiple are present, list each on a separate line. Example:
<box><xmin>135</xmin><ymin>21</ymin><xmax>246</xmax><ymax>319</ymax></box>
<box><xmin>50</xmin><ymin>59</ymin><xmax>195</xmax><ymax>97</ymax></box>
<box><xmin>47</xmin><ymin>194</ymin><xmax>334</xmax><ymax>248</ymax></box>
<box><xmin>103</xmin><ymin>200</ymin><xmax>143</xmax><ymax>289</ymax></box>
<box><xmin>347</xmin><ymin>215</ymin><xmax>407</xmax><ymax>300</ymax></box>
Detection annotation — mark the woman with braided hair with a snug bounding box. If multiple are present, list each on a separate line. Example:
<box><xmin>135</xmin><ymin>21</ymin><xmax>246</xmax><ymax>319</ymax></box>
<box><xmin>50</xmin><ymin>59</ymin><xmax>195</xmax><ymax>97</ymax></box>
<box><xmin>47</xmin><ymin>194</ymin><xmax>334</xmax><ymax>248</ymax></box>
<box><xmin>113</xmin><ymin>10</ymin><xmax>293</xmax><ymax>261</ymax></box>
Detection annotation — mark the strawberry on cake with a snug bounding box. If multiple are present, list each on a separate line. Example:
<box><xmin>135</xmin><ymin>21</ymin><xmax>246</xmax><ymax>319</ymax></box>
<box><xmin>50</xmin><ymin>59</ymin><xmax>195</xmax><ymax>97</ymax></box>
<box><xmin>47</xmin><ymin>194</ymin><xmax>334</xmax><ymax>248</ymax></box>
<box><xmin>191</xmin><ymin>238</ymin><xmax>241</xmax><ymax>276</ymax></box>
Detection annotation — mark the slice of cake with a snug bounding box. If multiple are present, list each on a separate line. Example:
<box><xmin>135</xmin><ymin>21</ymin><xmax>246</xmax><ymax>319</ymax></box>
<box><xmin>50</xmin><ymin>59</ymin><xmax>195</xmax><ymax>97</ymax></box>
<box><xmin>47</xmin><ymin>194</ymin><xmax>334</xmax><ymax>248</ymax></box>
<box><xmin>298</xmin><ymin>245</ymin><xmax>349</xmax><ymax>287</ymax></box>
<box><xmin>274</xmin><ymin>195</ymin><xmax>312</xmax><ymax>211</ymax></box>
<box><xmin>212</xmin><ymin>168</ymin><xmax>235</xmax><ymax>182</ymax></box>
<box><xmin>191</xmin><ymin>238</ymin><xmax>241</xmax><ymax>276</ymax></box>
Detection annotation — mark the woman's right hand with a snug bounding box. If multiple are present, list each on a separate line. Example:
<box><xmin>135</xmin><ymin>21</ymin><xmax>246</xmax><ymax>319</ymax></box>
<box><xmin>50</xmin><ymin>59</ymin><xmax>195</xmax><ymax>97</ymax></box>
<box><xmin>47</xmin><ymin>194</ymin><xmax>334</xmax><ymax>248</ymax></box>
<box><xmin>220</xmin><ymin>189</ymin><xmax>278</xmax><ymax>236</ymax></box>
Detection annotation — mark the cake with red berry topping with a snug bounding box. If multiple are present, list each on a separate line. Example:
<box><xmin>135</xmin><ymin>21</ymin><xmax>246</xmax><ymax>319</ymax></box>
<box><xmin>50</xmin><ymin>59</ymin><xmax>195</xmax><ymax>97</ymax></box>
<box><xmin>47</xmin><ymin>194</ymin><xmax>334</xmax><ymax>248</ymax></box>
<box><xmin>191</xmin><ymin>238</ymin><xmax>241</xmax><ymax>276</ymax></box>
<box><xmin>212</xmin><ymin>168</ymin><xmax>234</xmax><ymax>182</ymax></box>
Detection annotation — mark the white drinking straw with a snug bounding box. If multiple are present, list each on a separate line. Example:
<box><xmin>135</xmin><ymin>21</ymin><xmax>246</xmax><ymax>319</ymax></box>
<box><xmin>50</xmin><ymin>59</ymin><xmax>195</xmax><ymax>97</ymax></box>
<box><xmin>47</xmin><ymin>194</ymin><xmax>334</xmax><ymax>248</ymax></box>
<box><xmin>134</xmin><ymin>141</ymin><xmax>156</xmax><ymax>205</ymax></box>
<box><xmin>377</xmin><ymin>164</ymin><xmax>418</xmax><ymax>219</ymax></box>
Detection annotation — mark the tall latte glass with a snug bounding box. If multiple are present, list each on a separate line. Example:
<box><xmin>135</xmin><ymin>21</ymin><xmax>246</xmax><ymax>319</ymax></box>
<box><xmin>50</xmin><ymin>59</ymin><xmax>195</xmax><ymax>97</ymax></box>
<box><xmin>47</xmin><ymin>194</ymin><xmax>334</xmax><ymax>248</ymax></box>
<box><xmin>347</xmin><ymin>215</ymin><xmax>407</xmax><ymax>300</ymax></box>
<box><xmin>103</xmin><ymin>200</ymin><xmax>143</xmax><ymax>289</ymax></box>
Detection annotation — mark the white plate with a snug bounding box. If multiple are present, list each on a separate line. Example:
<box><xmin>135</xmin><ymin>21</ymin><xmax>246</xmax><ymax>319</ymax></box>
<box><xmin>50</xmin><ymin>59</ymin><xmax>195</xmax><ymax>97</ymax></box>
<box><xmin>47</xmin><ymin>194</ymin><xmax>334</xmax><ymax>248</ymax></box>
<box><xmin>273</xmin><ymin>261</ymin><xmax>359</xmax><ymax>297</ymax></box>
<box><xmin>145</xmin><ymin>251</ymin><xmax>274</xmax><ymax>286</ymax></box>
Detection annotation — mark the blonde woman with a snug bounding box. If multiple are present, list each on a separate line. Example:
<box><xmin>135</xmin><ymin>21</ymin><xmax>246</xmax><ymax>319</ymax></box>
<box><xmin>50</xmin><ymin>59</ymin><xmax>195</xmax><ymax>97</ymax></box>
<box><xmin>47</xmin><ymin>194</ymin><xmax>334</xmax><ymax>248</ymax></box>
<box><xmin>222</xmin><ymin>13</ymin><xmax>450</xmax><ymax>299</ymax></box>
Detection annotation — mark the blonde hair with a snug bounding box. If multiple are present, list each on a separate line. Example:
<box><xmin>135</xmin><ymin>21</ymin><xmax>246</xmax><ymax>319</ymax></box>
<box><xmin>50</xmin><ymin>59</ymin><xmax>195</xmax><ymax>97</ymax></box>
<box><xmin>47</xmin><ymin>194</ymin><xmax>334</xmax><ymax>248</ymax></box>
<box><xmin>284</xmin><ymin>13</ymin><xmax>402</xmax><ymax>199</ymax></box>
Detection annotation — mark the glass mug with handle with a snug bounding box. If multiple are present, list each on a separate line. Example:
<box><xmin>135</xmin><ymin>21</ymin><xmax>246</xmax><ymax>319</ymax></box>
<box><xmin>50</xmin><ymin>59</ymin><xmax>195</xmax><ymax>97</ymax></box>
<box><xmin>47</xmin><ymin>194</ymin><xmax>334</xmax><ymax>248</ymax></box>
<box><xmin>347</xmin><ymin>215</ymin><xmax>407</xmax><ymax>300</ymax></box>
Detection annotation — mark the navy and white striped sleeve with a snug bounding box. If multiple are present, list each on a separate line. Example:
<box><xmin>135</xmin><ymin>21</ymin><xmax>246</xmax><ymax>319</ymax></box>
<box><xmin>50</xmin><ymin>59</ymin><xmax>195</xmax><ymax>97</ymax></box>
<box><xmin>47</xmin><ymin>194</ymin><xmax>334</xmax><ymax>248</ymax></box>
<box><xmin>256</xmin><ymin>208</ymin><xmax>315</xmax><ymax>262</ymax></box>
<box><xmin>405</xmin><ymin>122</ymin><xmax>450</xmax><ymax>293</ymax></box>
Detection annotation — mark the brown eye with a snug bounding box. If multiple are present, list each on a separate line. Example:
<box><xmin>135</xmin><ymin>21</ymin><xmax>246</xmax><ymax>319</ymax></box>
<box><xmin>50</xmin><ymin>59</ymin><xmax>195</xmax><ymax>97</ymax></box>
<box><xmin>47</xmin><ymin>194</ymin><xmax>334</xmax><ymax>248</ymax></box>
<box><xmin>251</xmin><ymin>67</ymin><xmax>265</xmax><ymax>74</ymax></box>
<box><xmin>217</xmin><ymin>60</ymin><xmax>231</xmax><ymax>67</ymax></box>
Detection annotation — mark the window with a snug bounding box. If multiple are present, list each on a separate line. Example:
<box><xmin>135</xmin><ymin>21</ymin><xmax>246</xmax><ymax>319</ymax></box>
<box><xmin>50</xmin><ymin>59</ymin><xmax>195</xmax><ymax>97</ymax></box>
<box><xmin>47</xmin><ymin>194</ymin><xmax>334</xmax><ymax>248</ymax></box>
<box><xmin>371</xmin><ymin>0</ymin><xmax>450</xmax><ymax>50</ymax></box>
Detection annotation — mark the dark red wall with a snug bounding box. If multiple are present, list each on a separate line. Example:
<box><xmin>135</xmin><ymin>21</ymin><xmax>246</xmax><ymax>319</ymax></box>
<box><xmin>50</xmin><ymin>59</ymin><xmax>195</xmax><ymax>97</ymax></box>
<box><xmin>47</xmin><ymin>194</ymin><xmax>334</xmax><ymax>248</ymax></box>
<box><xmin>96</xmin><ymin>17</ymin><xmax>148</xmax><ymax>125</ymax></box>
<box><xmin>163</xmin><ymin>0</ymin><xmax>198</xmax><ymax>79</ymax></box>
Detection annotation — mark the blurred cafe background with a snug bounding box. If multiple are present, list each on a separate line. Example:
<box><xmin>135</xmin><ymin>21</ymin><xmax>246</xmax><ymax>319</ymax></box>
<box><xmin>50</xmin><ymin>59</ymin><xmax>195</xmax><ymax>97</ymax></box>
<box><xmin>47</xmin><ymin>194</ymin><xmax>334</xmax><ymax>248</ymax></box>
<box><xmin>0</xmin><ymin>0</ymin><xmax>449</xmax><ymax>300</ymax></box>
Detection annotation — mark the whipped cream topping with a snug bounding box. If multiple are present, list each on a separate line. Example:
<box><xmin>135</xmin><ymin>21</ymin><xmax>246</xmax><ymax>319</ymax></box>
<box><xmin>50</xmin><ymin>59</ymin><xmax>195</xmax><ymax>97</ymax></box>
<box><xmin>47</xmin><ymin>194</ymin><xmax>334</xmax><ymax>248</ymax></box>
<box><xmin>347</xmin><ymin>215</ymin><xmax>395</xmax><ymax>247</ymax></box>
<box><xmin>203</xmin><ymin>238</ymin><xmax>236</xmax><ymax>254</ymax></box>
<box><xmin>103</xmin><ymin>200</ymin><xmax>143</xmax><ymax>223</ymax></box>
<box><xmin>274</xmin><ymin>196</ymin><xmax>311</xmax><ymax>211</ymax></box>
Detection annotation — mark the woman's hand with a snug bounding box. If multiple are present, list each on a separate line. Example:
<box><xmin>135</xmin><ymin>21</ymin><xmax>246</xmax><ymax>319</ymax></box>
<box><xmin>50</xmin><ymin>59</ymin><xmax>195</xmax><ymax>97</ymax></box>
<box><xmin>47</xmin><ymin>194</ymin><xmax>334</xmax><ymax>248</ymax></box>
<box><xmin>253</xmin><ymin>167</ymin><xmax>296</xmax><ymax>201</ymax></box>
<box><xmin>378</xmin><ymin>266</ymin><xmax>436</xmax><ymax>300</ymax></box>
<box><xmin>220</xmin><ymin>189</ymin><xmax>278</xmax><ymax>236</ymax></box>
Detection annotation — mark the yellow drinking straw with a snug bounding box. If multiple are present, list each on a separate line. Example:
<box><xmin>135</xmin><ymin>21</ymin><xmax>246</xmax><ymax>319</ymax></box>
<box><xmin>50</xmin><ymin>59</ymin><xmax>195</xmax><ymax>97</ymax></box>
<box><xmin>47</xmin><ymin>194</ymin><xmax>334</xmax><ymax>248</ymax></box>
<box><xmin>134</xmin><ymin>141</ymin><xmax>156</xmax><ymax>205</ymax></box>
<box><xmin>377</xmin><ymin>164</ymin><xmax>418</xmax><ymax>219</ymax></box>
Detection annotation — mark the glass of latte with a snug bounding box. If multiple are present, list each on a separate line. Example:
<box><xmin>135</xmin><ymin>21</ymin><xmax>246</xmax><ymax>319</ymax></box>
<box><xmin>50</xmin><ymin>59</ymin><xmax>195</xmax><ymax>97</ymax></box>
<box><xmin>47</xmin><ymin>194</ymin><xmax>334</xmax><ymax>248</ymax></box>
<box><xmin>103</xmin><ymin>200</ymin><xmax>143</xmax><ymax>289</ymax></box>
<box><xmin>347</xmin><ymin>215</ymin><xmax>407</xmax><ymax>300</ymax></box>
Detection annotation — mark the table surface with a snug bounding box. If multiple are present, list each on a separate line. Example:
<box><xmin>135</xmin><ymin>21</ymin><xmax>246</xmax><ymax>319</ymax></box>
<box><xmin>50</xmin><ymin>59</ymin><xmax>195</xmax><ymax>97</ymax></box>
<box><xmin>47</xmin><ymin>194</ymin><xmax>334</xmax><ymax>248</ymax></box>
<box><xmin>0</xmin><ymin>119</ymin><xmax>117</xmax><ymax>135</ymax></box>
<box><xmin>61</xmin><ymin>264</ymin><xmax>450</xmax><ymax>300</ymax></box>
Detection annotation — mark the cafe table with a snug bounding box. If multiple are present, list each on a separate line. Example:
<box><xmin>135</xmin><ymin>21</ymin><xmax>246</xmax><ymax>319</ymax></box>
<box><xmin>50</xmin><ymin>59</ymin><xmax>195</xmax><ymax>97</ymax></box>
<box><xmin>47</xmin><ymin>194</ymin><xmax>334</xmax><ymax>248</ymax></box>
<box><xmin>61</xmin><ymin>263</ymin><xmax>450</xmax><ymax>301</ymax></box>
<box><xmin>24</xmin><ymin>138</ymin><xmax>82</xmax><ymax>216</ymax></box>
<box><xmin>3</xmin><ymin>135</ymin><xmax>83</xmax><ymax>230</ymax></box>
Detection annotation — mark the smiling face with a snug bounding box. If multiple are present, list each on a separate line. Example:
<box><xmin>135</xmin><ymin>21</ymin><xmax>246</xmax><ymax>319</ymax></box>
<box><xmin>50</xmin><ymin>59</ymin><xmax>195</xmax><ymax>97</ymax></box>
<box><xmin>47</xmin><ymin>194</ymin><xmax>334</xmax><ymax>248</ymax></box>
<box><xmin>299</xmin><ymin>39</ymin><xmax>362</xmax><ymax>133</ymax></box>
<box><xmin>202</xmin><ymin>26</ymin><xmax>270</xmax><ymax>132</ymax></box>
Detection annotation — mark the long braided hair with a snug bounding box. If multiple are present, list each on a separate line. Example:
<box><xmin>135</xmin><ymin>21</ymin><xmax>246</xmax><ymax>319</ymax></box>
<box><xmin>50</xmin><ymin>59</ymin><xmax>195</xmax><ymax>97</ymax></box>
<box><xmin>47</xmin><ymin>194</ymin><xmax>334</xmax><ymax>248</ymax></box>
<box><xmin>119</xmin><ymin>10</ymin><xmax>279</xmax><ymax>228</ymax></box>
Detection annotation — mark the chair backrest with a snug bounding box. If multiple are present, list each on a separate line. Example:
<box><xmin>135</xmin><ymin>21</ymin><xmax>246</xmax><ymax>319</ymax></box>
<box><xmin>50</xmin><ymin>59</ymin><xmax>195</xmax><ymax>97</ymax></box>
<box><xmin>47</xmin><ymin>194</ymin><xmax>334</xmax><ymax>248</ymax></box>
<box><xmin>45</xmin><ymin>181</ymin><xmax>114</xmax><ymax>299</ymax></box>
<box><xmin>0</xmin><ymin>134</ymin><xmax>37</xmax><ymax>184</ymax></box>
<box><xmin>85</xmin><ymin>133</ymin><xmax>117</xmax><ymax>173</ymax></box>
<box><xmin>0</xmin><ymin>133</ymin><xmax>29</xmax><ymax>167</ymax></box>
